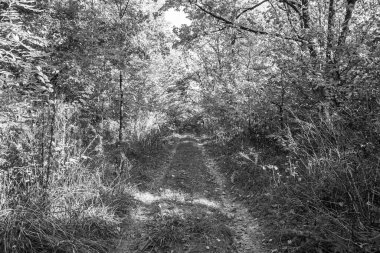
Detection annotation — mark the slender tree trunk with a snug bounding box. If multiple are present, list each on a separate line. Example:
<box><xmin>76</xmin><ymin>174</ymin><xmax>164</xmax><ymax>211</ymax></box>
<box><xmin>326</xmin><ymin>0</ymin><xmax>336</xmax><ymax>63</ymax></box>
<box><xmin>280</xmin><ymin>82</ymin><xmax>285</xmax><ymax>129</ymax></box>
<box><xmin>99</xmin><ymin>96</ymin><xmax>105</xmax><ymax>155</ymax></box>
<box><xmin>45</xmin><ymin>99</ymin><xmax>56</xmax><ymax>189</ymax></box>
<box><xmin>119</xmin><ymin>70</ymin><xmax>123</xmax><ymax>143</ymax></box>
<box><xmin>40</xmin><ymin>106</ymin><xmax>45</xmax><ymax>187</ymax></box>
<box><xmin>248</xmin><ymin>93</ymin><xmax>251</xmax><ymax>130</ymax></box>
<box><xmin>118</xmin><ymin>71</ymin><xmax>125</xmax><ymax>178</ymax></box>
<box><xmin>334</xmin><ymin>0</ymin><xmax>358</xmax><ymax>71</ymax></box>
<box><xmin>324</xmin><ymin>0</ymin><xmax>340</xmax><ymax>101</ymax></box>
<box><xmin>300</xmin><ymin>0</ymin><xmax>317</xmax><ymax>58</ymax></box>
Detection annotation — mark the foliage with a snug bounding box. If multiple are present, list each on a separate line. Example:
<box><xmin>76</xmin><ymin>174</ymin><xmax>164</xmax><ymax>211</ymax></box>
<box><xmin>1</xmin><ymin>0</ymin><xmax>380</xmax><ymax>251</ymax></box>
<box><xmin>0</xmin><ymin>162</ymin><xmax>125</xmax><ymax>253</ymax></box>
<box><xmin>164</xmin><ymin>0</ymin><xmax>380</xmax><ymax>252</ymax></box>
<box><xmin>0</xmin><ymin>0</ymin><xmax>184</xmax><ymax>251</ymax></box>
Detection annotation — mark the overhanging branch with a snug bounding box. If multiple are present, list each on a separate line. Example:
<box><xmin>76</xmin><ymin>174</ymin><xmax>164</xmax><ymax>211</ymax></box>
<box><xmin>236</xmin><ymin>0</ymin><xmax>269</xmax><ymax>19</ymax></box>
<box><xmin>194</xmin><ymin>3</ymin><xmax>305</xmax><ymax>43</ymax></box>
<box><xmin>278</xmin><ymin>0</ymin><xmax>301</xmax><ymax>15</ymax></box>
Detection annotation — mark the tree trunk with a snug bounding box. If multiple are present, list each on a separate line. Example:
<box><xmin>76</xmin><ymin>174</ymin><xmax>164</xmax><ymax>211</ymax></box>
<box><xmin>334</xmin><ymin>0</ymin><xmax>358</xmax><ymax>75</ymax></box>
<box><xmin>39</xmin><ymin>106</ymin><xmax>45</xmax><ymax>187</ymax></box>
<box><xmin>280</xmin><ymin>82</ymin><xmax>285</xmax><ymax>129</ymax></box>
<box><xmin>45</xmin><ymin>99</ymin><xmax>56</xmax><ymax>189</ymax></box>
<box><xmin>325</xmin><ymin>0</ymin><xmax>341</xmax><ymax>95</ymax></box>
<box><xmin>326</xmin><ymin>0</ymin><xmax>336</xmax><ymax>63</ymax></box>
<box><xmin>300</xmin><ymin>0</ymin><xmax>317</xmax><ymax>58</ymax></box>
<box><xmin>119</xmin><ymin>70</ymin><xmax>123</xmax><ymax>143</ymax></box>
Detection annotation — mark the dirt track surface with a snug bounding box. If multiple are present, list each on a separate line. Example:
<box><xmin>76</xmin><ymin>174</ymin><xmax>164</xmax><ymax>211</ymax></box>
<box><xmin>113</xmin><ymin>135</ymin><xmax>267</xmax><ymax>253</ymax></box>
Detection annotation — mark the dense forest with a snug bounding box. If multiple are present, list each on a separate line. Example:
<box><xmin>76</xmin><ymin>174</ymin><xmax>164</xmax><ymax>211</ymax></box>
<box><xmin>0</xmin><ymin>0</ymin><xmax>379</xmax><ymax>252</ymax></box>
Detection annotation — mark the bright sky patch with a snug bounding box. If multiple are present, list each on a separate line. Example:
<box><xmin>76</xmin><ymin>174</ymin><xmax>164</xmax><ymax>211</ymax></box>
<box><xmin>164</xmin><ymin>9</ymin><xmax>191</xmax><ymax>27</ymax></box>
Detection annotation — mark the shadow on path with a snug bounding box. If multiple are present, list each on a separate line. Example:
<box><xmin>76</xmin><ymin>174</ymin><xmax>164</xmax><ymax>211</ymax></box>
<box><xmin>113</xmin><ymin>134</ymin><xmax>266</xmax><ymax>253</ymax></box>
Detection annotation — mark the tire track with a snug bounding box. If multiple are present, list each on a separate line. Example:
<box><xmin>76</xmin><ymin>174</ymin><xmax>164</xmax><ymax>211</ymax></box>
<box><xmin>198</xmin><ymin>139</ymin><xmax>267</xmax><ymax>253</ymax></box>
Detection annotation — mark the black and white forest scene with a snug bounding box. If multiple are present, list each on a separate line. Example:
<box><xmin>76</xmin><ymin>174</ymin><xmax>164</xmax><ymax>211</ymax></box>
<box><xmin>0</xmin><ymin>0</ymin><xmax>379</xmax><ymax>252</ymax></box>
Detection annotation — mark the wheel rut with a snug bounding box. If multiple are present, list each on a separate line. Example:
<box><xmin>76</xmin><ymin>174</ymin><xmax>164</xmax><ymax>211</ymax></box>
<box><xmin>113</xmin><ymin>134</ymin><xmax>267</xmax><ymax>253</ymax></box>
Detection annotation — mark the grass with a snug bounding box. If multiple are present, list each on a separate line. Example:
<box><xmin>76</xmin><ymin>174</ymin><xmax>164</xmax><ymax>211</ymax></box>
<box><xmin>202</xmin><ymin>116</ymin><xmax>380</xmax><ymax>253</ymax></box>
<box><xmin>0</xmin><ymin>136</ymin><xmax>141</xmax><ymax>253</ymax></box>
<box><xmin>113</xmin><ymin>134</ymin><xmax>238</xmax><ymax>253</ymax></box>
<box><xmin>141</xmin><ymin>209</ymin><xmax>234</xmax><ymax>252</ymax></box>
<box><xmin>0</xmin><ymin>200</ymin><xmax>120</xmax><ymax>253</ymax></box>
<box><xmin>0</xmin><ymin>164</ymin><xmax>129</xmax><ymax>253</ymax></box>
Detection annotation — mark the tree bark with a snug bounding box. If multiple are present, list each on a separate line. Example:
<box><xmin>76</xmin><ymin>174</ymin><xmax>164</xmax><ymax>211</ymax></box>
<box><xmin>119</xmin><ymin>70</ymin><xmax>123</xmax><ymax>143</ymax></box>
<box><xmin>39</xmin><ymin>106</ymin><xmax>45</xmax><ymax>187</ymax></box>
<box><xmin>325</xmin><ymin>0</ymin><xmax>341</xmax><ymax>88</ymax></box>
<box><xmin>45</xmin><ymin>99</ymin><xmax>56</xmax><ymax>189</ymax></box>
<box><xmin>278</xmin><ymin>0</ymin><xmax>317</xmax><ymax>57</ymax></box>
<box><xmin>280</xmin><ymin>82</ymin><xmax>285</xmax><ymax>129</ymax></box>
<box><xmin>326</xmin><ymin>0</ymin><xmax>336</xmax><ymax>63</ymax></box>
<box><xmin>334</xmin><ymin>0</ymin><xmax>358</xmax><ymax>66</ymax></box>
<box><xmin>300</xmin><ymin>0</ymin><xmax>317</xmax><ymax>57</ymax></box>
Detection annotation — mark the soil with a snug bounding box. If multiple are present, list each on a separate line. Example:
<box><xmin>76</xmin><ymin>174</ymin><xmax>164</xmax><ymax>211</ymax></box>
<box><xmin>112</xmin><ymin>134</ymin><xmax>268</xmax><ymax>253</ymax></box>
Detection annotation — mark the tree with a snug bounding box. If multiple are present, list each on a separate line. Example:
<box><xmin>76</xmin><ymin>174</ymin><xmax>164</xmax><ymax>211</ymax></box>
<box><xmin>163</xmin><ymin>0</ymin><xmax>379</xmax><ymax>123</ymax></box>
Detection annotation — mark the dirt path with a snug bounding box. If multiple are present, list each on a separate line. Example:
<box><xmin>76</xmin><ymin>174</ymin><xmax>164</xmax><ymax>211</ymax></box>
<box><xmin>113</xmin><ymin>135</ymin><xmax>267</xmax><ymax>253</ymax></box>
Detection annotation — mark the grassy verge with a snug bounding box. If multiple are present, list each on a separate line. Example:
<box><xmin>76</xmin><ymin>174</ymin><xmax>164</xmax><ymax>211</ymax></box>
<box><xmin>0</xmin><ymin>131</ymin><xmax>174</xmax><ymax>253</ymax></box>
<box><xmin>202</xmin><ymin>119</ymin><xmax>380</xmax><ymax>253</ymax></box>
<box><xmin>0</xmin><ymin>168</ymin><xmax>128</xmax><ymax>253</ymax></box>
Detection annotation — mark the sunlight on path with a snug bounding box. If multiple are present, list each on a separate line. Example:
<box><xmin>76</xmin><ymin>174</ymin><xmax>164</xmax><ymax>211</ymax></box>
<box><xmin>112</xmin><ymin>134</ymin><xmax>267</xmax><ymax>253</ymax></box>
<box><xmin>132</xmin><ymin>189</ymin><xmax>220</xmax><ymax>209</ymax></box>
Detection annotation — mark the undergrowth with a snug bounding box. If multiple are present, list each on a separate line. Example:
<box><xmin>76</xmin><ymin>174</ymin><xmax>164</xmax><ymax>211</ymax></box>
<box><xmin>203</xmin><ymin>114</ymin><xmax>380</xmax><ymax>253</ymax></box>
<box><xmin>0</xmin><ymin>99</ymin><xmax>172</xmax><ymax>253</ymax></box>
<box><xmin>0</xmin><ymin>155</ymin><xmax>138</xmax><ymax>253</ymax></box>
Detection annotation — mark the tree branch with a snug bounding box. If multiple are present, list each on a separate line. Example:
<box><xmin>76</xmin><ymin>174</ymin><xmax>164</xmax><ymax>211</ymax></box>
<box><xmin>284</xmin><ymin>3</ymin><xmax>300</xmax><ymax>36</ymax></box>
<box><xmin>236</xmin><ymin>0</ymin><xmax>268</xmax><ymax>20</ymax></box>
<box><xmin>120</xmin><ymin>0</ymin><xmax>130</xmax><ymax>19</ymax></box>
<box><xmin>194</xmin><ymin>3</ymin><xmax>305</xmax><ymax>43</ymax></box>
<box><xmin>278</xmin><ymin>0</ymin><xmax>301</xmax><ymax>15</ymax></box>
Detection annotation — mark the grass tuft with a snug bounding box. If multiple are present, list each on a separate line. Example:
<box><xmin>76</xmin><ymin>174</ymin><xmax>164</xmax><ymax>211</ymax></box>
<box><xmin>140</xmin><ymin>211</ymin><xmax>233</xmax><ymax>252</ymax></box>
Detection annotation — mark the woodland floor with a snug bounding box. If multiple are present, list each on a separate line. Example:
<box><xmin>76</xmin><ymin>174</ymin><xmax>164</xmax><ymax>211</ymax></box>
<box><xmin>111</xmin><ymin>134</ymin><xmax>268</xmax><ymax>253</ymax></box>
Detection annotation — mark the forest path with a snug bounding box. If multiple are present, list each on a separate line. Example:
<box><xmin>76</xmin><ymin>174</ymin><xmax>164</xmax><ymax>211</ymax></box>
<box><xmin>113</xmin><ymin>134</ymin><xmax>266</xmax><ymax>253</ymax></box>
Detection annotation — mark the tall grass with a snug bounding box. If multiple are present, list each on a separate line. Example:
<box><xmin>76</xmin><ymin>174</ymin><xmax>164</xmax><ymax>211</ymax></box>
<box><xmin>205</xmin><ymin>110</ymin><xmax>380</xmax><ymax>252</ymax></box>
<box><xmin>0</xmin><ymin>101</ymin><xmax>126</xmax><ymax>253</ymax></box>
<box><xmin>0</xmin><ymin>161</ymin><xmax>127</xmax><ymax>253</ymax></box>
<box><xmin>265</xmin><ymin>114</ymin><xmax>380</xmax><ymax>251</ymax></box>
<box><xmin>0</xmin><ymin>143</ymin><xmax>127</xmax><ymax>253</ymax></box>
<box><xmin>0</xmin><ymin>97</ymin><xmax>173</xmax><ymax>252</ymax></box>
